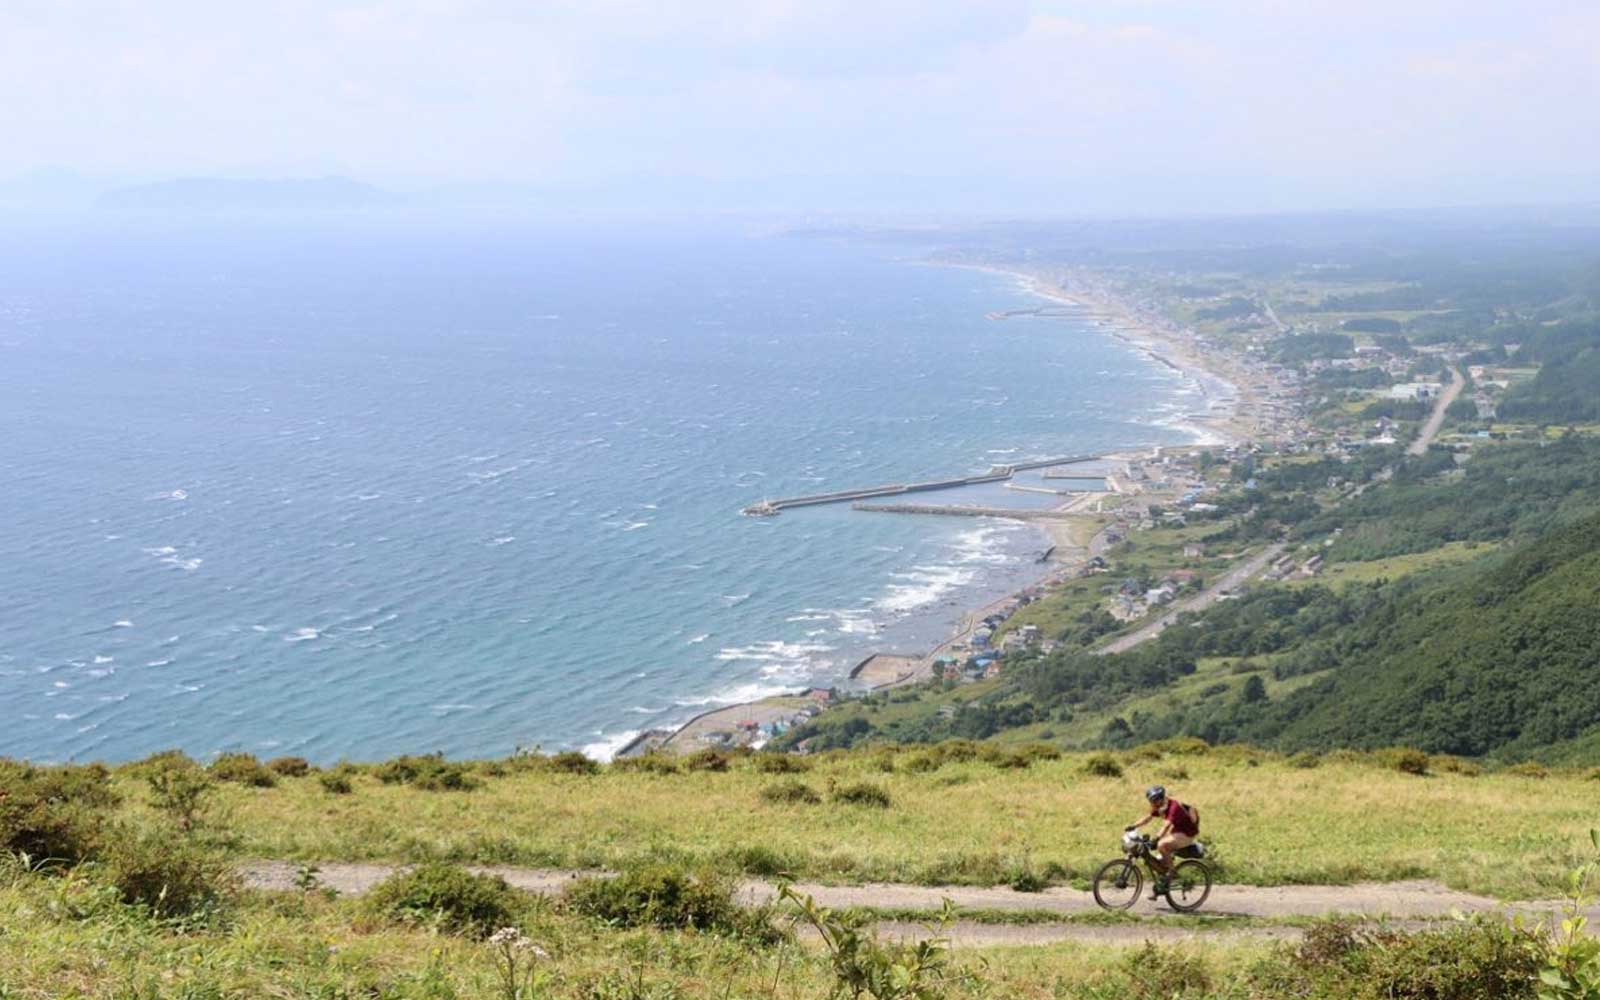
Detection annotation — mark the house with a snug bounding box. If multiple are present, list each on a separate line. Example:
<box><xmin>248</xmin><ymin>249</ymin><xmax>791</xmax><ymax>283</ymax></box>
<box><xmin>1182</xmin><ymin>543</ymin><xmax>1206</xmax><ymax>559</ymax></box>
<box><xmin>803</xmin><ymin>687</ymin><xmax>834</xmax><ymax>705</ymax></box>
<box><xmin>1387</xmin><ymin>382</ymin><xmax>1442</xmax><ymax>401</ymax></box>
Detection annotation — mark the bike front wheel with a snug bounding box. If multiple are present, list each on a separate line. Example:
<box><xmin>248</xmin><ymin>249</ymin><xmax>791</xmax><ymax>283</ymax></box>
<box><xmin>1165</xmin><ymin>859</ymin><xmax>1213</xmax><ymax>912</ymax></box>
<box><xmin>1092</xmin><ymin>858</ymin><xmax>1143</xmax><ymax>910</ymax></box>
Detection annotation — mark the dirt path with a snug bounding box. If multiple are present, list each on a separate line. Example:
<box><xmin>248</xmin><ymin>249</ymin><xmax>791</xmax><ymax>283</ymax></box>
<box><xmin>240</xmin><ymin>861</ymin><xmax>1595</xmax><ymax>946</ymax></box>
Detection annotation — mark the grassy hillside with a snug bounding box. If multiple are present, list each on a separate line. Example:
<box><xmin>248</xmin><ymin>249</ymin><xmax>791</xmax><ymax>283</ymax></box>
<box><xmin>7</xmin><ymin>746</ymin><xmax>1594</xmax><ymax>900</ymax></box>
<box><xmin>4</xmin><ymin>745</ymin><xmax>1597</xmax><ymax>998</ymax></box>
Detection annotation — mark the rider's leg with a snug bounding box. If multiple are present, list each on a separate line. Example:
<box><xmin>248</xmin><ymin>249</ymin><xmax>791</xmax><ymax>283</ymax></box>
<box><xmin>1155</xmin><ymin>833</ymin><xmax>1193</xmax><ymax>875</ymax></box>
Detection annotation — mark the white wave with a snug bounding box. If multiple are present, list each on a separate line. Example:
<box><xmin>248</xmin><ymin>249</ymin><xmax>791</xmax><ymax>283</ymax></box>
<box><xmin>686</xmin><ymin>633</ymin><xmax>711</xmax><ymax>645</ymax></box>
<box><xmin>250</xmin><ymin>625</ymin><xmax>270</xmax><ymax>633</ymax></box>
<box><xmin>874</xmin><ymin>564</ymin><xmax>976</xmax><ymax>614</ymax></box>
<box><xmin>621</xmin><ymin>521</ymin><xmax>650</xmax><ymax>532</ymax></box>
<box><xmin>92</xmin><ymin>655</ymin><xmax>113</xmax><ymax>664</ymax></box>
<box><xmin>161</xmin><ymin>555</ymin><xmax>203</xmax><ymax>571</ymax></box>
<box><xmin>53</xmin><ymin>712</ymin><xmax>76</xmax><ymax>721</ymax></box>
<box><xmin>714</xmin><ymin>640</ymin><xmax>834</xmax><ymax>664</ymax></box>
<box><xmin>488</xmin><ymin>535</ymin><xmax>516</xmax><ymax>546</ymax></box>
<box><xmin>145</xmin><ymin>659</ymin><xmax>172</xmax><ymax>667</ymax></box>
<box><xmin>142</xmin><ymin>546</ymin><xmax>177</xmax><ymax>556</ymax></box>
<box><xmin>355</xmin><ymin>493</ymin><xmax>382</xmax><ymax>501</ymax></box>
<box><xmin>580</xmin><ymin>730</ymin><xmax>639</xmax><ymax>763</ymax></box>
<box><xmin>113</xmin><ymin>619</ymin><xmax>134</xmax><ymax>628</ymax></box>
<box><xmin>785</xmin><ymin>614</ymin><xmax>831</xmax><ymax>622</ymax></box>
<box><xmin>721</xmin><ymin>593</ymin><xmax>751</xmax><ymax>606</ymax></box>
<box><xmin>430</xmin><ymin>704</ymin><xmax>477</xmax><ymax>715</ymax></box>
<box><xmin>150</xmin><ymin>489</ymin><xmax>188</xmax><ymax>501</ymax></box>
<box><xmin>284</xmin><ymin>627</ymin><xmax>321</xmax><ymax>643</ymax></box>
<box><xmin>627</xmin><ymin>705</ymin><xmax>666</xmax><ymax>714</ymax></box>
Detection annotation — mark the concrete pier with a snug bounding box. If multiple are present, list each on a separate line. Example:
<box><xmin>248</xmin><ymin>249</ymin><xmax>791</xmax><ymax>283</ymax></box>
<box><xmin>742</xmin><ymin>454</ymin><xmax>1100</xmax><ymax>516</ymax></box>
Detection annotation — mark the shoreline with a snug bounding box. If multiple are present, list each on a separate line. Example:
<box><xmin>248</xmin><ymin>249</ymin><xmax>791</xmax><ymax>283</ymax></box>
<box><xmin>614</xmin><ymin>263</ymin><xmax>1266</xmax><ymax>759</ymax></box>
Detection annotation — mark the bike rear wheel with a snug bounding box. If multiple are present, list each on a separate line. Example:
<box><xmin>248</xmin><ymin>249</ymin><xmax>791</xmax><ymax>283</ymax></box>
<box><xmin>1165</xmin><ymin>859</ymin><xmax>1212</xmax><ymax>912</ymax></box>
<box><xmin>1092</xmin><ymin>858</ymin><xmax>1143</xmax><ymax>910</ymax></box>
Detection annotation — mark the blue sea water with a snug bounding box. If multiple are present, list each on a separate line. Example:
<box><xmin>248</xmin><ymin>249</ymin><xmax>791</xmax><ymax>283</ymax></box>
<box><xmin>0</xmin><ymin>222</ymin><xmax>1202</xmax><ymax>762</ymax></box>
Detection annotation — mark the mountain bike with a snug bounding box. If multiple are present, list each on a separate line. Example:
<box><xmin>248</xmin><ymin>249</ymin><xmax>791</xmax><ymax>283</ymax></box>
<box><xmin>1092</xmin><ymin>830</ymin><xmax>1213</xmax><ymax>912</ymax></box>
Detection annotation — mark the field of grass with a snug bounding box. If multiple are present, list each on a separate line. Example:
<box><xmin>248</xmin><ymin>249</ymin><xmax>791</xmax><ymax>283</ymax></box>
<box><xmin>0</xmin><ymin>871</ymin><xmax>1290</xmax><ymax>999</ymax></box>
<box><xmin>1287</xmin><ymin>541</ymin><xmax>1496</xmax><ymax>590</ymax></box>
<box><xmin>99</xmin><ymin>747</ymin><xmax>1600</xmax><ymax>901</ymax></box>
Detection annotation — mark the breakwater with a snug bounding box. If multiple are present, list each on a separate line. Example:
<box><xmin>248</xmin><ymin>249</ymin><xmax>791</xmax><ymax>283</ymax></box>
<box><xmin>851</xmin><ymin>502</ymin><xmax>1077</xmax><ymax>519</ymax></box>
<box><xmin>742</xmin><ymin>454</ymin><xmax>1098</xmax><ymax>516</ymax></box>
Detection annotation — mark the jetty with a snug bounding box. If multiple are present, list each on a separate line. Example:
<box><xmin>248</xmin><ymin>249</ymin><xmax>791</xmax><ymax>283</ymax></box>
<box><xmin>851</xmin><ymin>502</ymin><xmax>1079</xmax><ymax>520</ymax></box>
<box><xmin>742</xmin><ymin>454</ymin><xmax>1099</xmax><ymax>516</ymax></box>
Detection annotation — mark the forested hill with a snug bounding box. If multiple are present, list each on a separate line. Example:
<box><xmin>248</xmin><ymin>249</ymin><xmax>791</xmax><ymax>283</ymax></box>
<box><xmin>1255</xmin><ymin>511</ymin><xmax>1600</xmax><ymax>758</ymax></box>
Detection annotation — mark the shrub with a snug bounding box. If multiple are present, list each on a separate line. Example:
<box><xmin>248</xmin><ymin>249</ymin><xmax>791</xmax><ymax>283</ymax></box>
<box><xmin>1288</xmin><ymin>751</ymin><xmax>1322</xmax><ymax>769</ymax></box>
<box><xmin>1430</xmin><ymin>754</ymin><xmax>1482</xmax><ymax>776</ymax></box>
<box><xmin>902</xmin><ymin>752</ymin><xmax>943</xmax><ymax>773</ymax></box>
<box><xmin>1505</xmin><ymin>761</ymin><xmax>1549</xmax><ymax>779</ymax></box>
<box><xmin>933</xmin><ymin>740</ymin><xmax>980</xmax><ymax>764</ymax></box>
<box><xmin>100</xmin><ymin>828</ymin><xmax>236</xmax><ymax>922</ymax></box>
<box><xmin>546</xmin><ymin>751</ymin><xmax>600</xmax><ymax>776</ymax></box>
<box><xmin>208</xmin><ymin>752</ymin><xmax>277</xmax><ymax>787</ymax></box>
<box><xmin>565</xmin><ymin>865</ymin><xmax>766</xmax><ymax>938</ymax></box>
<box><xmin>121</xmin><ymin>749</ymin><xmax>200</xmax><ymax>780</ymax></box>
<box><xmin>1111</xmin><ymin>942</ymin><xmax>1213</xmax><ymax>999</ymax></box>
<box><xmin>1082</xmin><ymin>754</ymin><xmax>1123</xmax><ymax>778</ymax></box>
<box><xmin>1006</xmin><ymin>859</ymin><xmax>1049</xmax><ymax>893</ymax></box>
<box><xmin>683</xmin><ymin>749</ymin><xmax>731</xmax><ymax>772</ymax></box>
<box><xmin>831</xmin><ymin>782</ymin><xmax>892</xmax><ymax>808</ymax></box>
<box><xmin>265</xmin><ymin>756</ymin><xmax>313</xmax><ymax>778</ymax></box>
<box><xmin>373</xmin><ymin>754</ymin><xmax>480</xmax><ymax>791</ymax></box>
<box><xmin>611</xmin><ymin>752</ymin><xmax>680</xmax><ymax>775</ymax></box>
<box><xmin>760</xmin><ymin>779</ymin><xmax>821</xmax><ymax>805</ymax></box>
<box><xmin>988</xmin><ymin>750</ymin><xmax>1033</xmax><ymax>769</ymax></box>
<box><xmin>1378</xmin><ymin>747</ymin><xmax>1430</xmax><ymax>776</ymax></box>
<box><xmin>144</xmin><ymin>759</ymin><xmax>214</xmax><ymax>832</ymax></box>
<box><xmin>754</xmin><ymin>753</ymin><xmax>811</xmax><ymax>774</ymax></box>
<box><xmin>366</xmin><ymin>862</ymin><xmax>519</xmax><ymax>938</ymax></box>
<box><xmin>731</xmin><ymin>845</ymin><xmax>795</xmax><ymax>877</ymax></box>
<box><xmin>318</xmin><ymin>770</ymin><xmax>354</xmax><ymax>795</ymax></box>
<box><xmin>1277</xmin><ymin>920</ymin><xmax>1543</xmax><ymax>1000</ymax></box>
<box><xmin>0</xmin><ymin>760</ymin><xmax>117</xmax><ymax>866</ymax></box>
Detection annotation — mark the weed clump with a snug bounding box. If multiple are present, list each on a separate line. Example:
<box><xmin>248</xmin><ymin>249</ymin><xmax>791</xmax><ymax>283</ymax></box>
<box><xmin>144</xmin><ymin>757</ymin><xmax>214</xmax><ymax>832</ymax></box>
<box><xmin>565</xmin><ymin>864</ymin><xmax>768</xmax><ymax>938</ymax></box>
<box><xmin>1430</xmin><ymin>754</ymin><xmax>1482</xmax><ymax>776</ymax></box>
<box><xmin>1288</xmin><ymin>751</ymin><xmax>1322</xmax><ymax>769</ymax></box>
<box><xmin>611</xmin><ymin>752</ymin><xmax>680</xmax><ymax>775</ymax></box>
<box><xmin>1378</xmin><ymin>747</ymin><xmax>1430</xmax><ymax>776</ymax></box>
<box><xmin>683</xmin><ymin>749</ymin><xmax>731</xmax><ymax>773</ymax></box>
<box><xmin>318</xmin><ymin>767</ymin><xmax>356</xmax><ymax>795</ymax></box>
<box><xmin>754</xmin><ymin>753</ymin><xmax>811</xmax><ymax>774</ymax></box>
<box><xmin>1082</xmin><ymin>753</ymin><xmax>1124</xmax><ymax>778</ymax></box>
<box><xmin>372</xmin><ymin>754</ymin><xmax>481</xmax><ymax>791</ymax></box>
<box><xmin>760</xmin><ymin>779</ymin><xmax>821</xmax><ymax>805</ymax></box>
<box><xmin>366</xmin><ymin>862</ymin><xmax>520</xmax><ymax>938</ymax></box>
<box><xmin>831</xmin><ymin>782</ymin><xmax>892</xmax><ymax>808</ymax></box>
<box><xmin>208</xmin><ymin>752</ymin><xmax>277</xmax><ymax>787</ymax></box>
<box><xmin>1505</xmin><ymin>761</ymin><xmax>1549</xmax><ymax>779</ymax></box>
<box><xmin>730</xmin><ymin>845</ymin><xmax>795</xmax><ymax>877</ymax></box>
<box><xmin>265</xmin><ymin>756</ymin><xmax>313</xmax><ymax>778</ymax></box>
<box><xmin>0</xmin><ymin>760</ymin><xmax>118</xmax><ymax>866</ymax></box>
<box><xmin>546</xmin><ymin>751</ymin><xmax>600</xmax><ymax>776</ymax></box>
<box><xmin>100</xmin><ymin>829</ymin><xmax>236</xmax><ymax>922</ymax></box>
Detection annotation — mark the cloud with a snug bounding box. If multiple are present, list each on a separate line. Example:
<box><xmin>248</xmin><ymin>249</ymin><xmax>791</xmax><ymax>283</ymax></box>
<box><xmin>0</xmin><ymin>1</ymin><xmax>1596</xmax><ymax>211</ymax></box>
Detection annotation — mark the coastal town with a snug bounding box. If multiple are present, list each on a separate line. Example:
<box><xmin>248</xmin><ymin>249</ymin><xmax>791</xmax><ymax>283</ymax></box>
<box><xmin>618</xmin><ymin>246</ymin><xmax>1532</xmax><ymax>759</ymax></box>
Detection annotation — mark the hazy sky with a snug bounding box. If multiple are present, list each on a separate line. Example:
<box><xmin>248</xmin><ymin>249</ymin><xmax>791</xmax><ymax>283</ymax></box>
<box><xmin>5</xmin><ymin>1</ymin><xmax>1599</xmax><ymax>213</ymax></box>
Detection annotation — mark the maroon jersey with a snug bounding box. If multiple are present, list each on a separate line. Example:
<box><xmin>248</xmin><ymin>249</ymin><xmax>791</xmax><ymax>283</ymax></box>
<box><xmin>1154</xmin><ymin>797</ymin><xmax>1199</xmax><ymax>837</ymax></box>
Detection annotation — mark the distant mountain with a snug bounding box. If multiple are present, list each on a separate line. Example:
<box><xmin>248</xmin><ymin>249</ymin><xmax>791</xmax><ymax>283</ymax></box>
<box><xmin>0</xmin><ymin>167</ymin><xmax>113</xmax><ymax>210</ymax></box>
<box><xmin>96</xmin><ymin>176</ymin><xmax>398</xmax><ymax>213</ymax></box>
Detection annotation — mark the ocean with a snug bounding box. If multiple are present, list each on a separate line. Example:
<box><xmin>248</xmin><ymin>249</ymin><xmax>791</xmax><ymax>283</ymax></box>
<box><xmin>0</xmin><ymin>221</ymin><xmax>1203</xmax><ymax>762</ymax></box>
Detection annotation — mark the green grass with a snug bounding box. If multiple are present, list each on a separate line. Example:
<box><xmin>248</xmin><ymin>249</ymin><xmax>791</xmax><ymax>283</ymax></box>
<box><xmin>1287</xmin><ymin>540</ymin><xmax>1496</xmax><ymax>590</ymax></box>
<box><xmin>103</xmin><ymin>748</ymin><xmax>1600</xmax><ymax>900</ymax></box>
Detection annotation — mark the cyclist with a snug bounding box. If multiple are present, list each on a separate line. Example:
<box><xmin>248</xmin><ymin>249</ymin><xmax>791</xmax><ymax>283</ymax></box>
<box><xmin>1125</xmin><ymin>784</ymin><xmax>1199</xmax><ymax>897</ymax></box>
